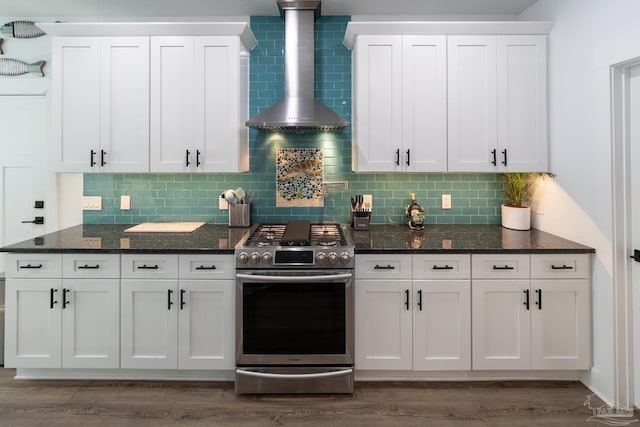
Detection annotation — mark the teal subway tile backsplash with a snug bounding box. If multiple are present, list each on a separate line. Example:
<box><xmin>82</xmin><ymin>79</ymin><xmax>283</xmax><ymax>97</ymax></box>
<box><xmin>83</xmin><ymin>15</ymin><xmax>507</xmax><ymax>226</ymax></box>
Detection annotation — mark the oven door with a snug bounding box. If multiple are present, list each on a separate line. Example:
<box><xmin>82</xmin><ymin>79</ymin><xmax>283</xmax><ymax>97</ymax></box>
<box><xmin>235</xmin><ymin>270</ymin><xmax>354</xmax><ymax>367</ymax></box>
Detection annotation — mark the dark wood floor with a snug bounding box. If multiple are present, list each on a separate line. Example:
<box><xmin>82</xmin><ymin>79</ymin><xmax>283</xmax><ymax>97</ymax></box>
<box><xmin>0</xmin><ymin>367</ymin><xmax>635</xmax><ymax>426</ymax></box>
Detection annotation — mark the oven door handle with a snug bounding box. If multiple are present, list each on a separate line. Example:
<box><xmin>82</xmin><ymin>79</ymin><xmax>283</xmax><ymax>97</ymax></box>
<box><xmin>236</xmin><ymin>273</ymin><xmax>353</xmax><ymax>283</ymax></box>
<box><xmin>236</xmin><ymin>367</ymin><xmax>353</xmax><ymax>380</ymax></box>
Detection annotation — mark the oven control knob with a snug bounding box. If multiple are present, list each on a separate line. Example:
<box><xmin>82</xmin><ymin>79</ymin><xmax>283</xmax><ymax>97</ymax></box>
<box><xmin>315</xmin><ymin>252</ymin><xmax>327</xmax><ymax>264</ymax></box>
<box><xmin>328</xmin><ymin>252</ymin><xmax>339</xmax><ymax>264</ymax></box>
<box><xmin>339</xmin><ymin>252</ymin><xmax>351</xmax><ymax>265</ymax></box>
<box><xmin>250</xmin><ymin>252</ymin><xmax>261</xmax><ymax>264</ymax></box>
<box><xmin>238</xmin><ymin>252</ymin><xmax>249</xmax><ymax>264</ymax></box>
<box><xmin>262</xmin><ymin>252</ymin><xmax>273</xmax><ymax>264</ymax></box>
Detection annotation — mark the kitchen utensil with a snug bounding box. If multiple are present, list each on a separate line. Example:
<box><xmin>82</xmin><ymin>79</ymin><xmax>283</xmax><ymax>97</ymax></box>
<box><xmin>235</xmin><ymin>187</ymin><xmax>246</xmax><ymax>204</ymax></box>
<box><xmin>222</xmin><ymin>189</ymin><xmax>238</xmax><ymax>205</ymax></box>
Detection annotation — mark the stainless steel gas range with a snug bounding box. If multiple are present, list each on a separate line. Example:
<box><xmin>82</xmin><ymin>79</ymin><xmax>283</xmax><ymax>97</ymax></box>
<box><xmin>234</xmin><ymin>221</ymin><xmax>355</xmax><ymax>394</ymax></box>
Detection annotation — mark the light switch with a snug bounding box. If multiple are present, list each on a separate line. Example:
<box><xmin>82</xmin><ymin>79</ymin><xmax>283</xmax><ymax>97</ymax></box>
<box><xmin>121</xmin><ymin>195</ymin><xmax>131</xmax><ymax>210</ymax></box>
<box><xmin>442</xmin><ymin>194</ymin><xmax>451</xmax><ymax>209</ymax></box>
<box><xmin>82</xmin><ymin>196</ymin><xmax>102</xmax><ymax>211</ymax></box>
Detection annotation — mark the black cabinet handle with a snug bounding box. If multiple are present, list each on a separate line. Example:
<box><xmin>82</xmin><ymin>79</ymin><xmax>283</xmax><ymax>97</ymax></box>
<box><xmin>101</xmin><ymin>149</ymin><xmax>107</xmax><ymax>166</ymax></box>
<box><xmin>180</xmin><ymin>289</ymin><xmax>186</xmax><ymax>310</ymax></box>
<box><xmin>90</xmin><ymin>149</ymin><xmax>96</xmax><ymax>167</ymax></box>
<box><xmin>492</xmin><ymin>265</ymin><xmax>515</xmax><ymax>270</ymax></box>
<box><xmin>78</xmin><ymin>264</ymin><xmax>100</xmax><ymax>270</ymax></box>
<box><xmin>432</xmin><ymin>265</ymin><xmax>454</xmax><ymax>270</ymax></box>
<box><xmin>551</xmin><ymin>264</ymin><xmax>574</xmax><ymax>270</ymax></box>
<box><xmin>137</xmin><ymin>264</ymin><xmax>159</xmax><ymax>270</ymax></box>
<box><xmin>196</xmin><ymin>150</ymin><xmax>201</xmax><ymax>167</ymax></box>
<box><xmin>374</xmin><ymin>264</ymin><xmax>395</xmax><ymax>270</ymax></box>
<box><xmin>535</xmin><ymin>289</ymin><xmax>542</xmax><ymax>310</ymax></box>
<box><xmin>50</xmin><ymin>288</ymin><xmax>58</xmax><ymax>309</ymax></box>
<box><xmin>523</xmin><ymin>289</ymin><xmax>530</xmax><ymax>310</ymax></box>
<box><xmin>395</xmin><ymin>149</ymin><xmax>400</xmax><ymax>166</ymax></box>
<box><xmin>406</xmin><ymin>149</ymin><xmax>410</xmax><ymax>166</ymax></box>
<box><xmin>404</xmin><ymin>289</ymin><xmax>410</xmax><ymax>310</ymax></box>
<box><xmin>491</xmin><ymin>149</ymin><xmax>497</xmax><ymax>166</ymax></box>
<box><xmin>502</xmin><ymin>149</ymin><xmax>507</xmax><ymax>166</ymax></box>
<box><xmin>417</xmin><ymin>289</ymin><xmax>423</xmax><ymax>311</ymax></box>
<box><xmin>195</xmin><ymin>265</ymin><xmax>217</xmax><ymax>270</ymax></box>
<box><xmin>62</xmin><ymin>288</ymin><xmax>70</xmax><ymax>309</ymax></box>
<box><xmin>168</xmin><ymin>289</ymin><xmax>174</xmax><ymax>310</ymax></box>
<box><xmin>186</xmin><ymin>149</ymin><xmax>191</xmax><ymax>167</ymax></box>
<box><xmin>20</xmin><ymin>263</ymin><xmax>43</xmax><ymax>269</ymax></box>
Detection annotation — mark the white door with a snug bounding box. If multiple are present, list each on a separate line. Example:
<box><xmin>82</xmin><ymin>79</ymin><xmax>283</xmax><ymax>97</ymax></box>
<box><xmin>178</xmin><ymin>280</ymin><xmax>234</xmax><ymax>370</ymax></box>
<box><xmin>629</xmin><ymin>64</ymin><xmax>640</xmax><ymax>408</ymax></box>
<box><xmin>355</xmin><ymin>280</ymin><xmax>413</xmax><ymax>370</ymax></box>
<box><xmin>413</xmin><ymin>280</ymin><xmax>471</xmax><ymax>370</ymax></box>
<box><xmin>61</xmin><ymin>279</ymin><xmax>120</xmax><ymax>369</ymax></box>
<box><xmin>121</xmin><ymin>280</ymin><xmax>179</xmax><ymax>369</ymax></box>
<box><xmin>0</xmin><ymin>81</ymin><xmax>53</xmax><ymax>273</ymax></box>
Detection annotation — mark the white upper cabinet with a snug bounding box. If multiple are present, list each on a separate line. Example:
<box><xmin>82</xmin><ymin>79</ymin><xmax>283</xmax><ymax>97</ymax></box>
<box><xmin>45</xmin><ymin>23</ymin><xmax>256</xmax><ymax>174</ymax></box>
<box><xmin>351</xmin><ymin>35</ymin><xmax>447</xmax><ymax>172</ymax></box>
<box><xmin>150</xmin><ymin>36</ymin><xmax>250</xmax><ymax>173</ymax></box>
<box><xmin>448</xmin><ymin>35</ymin><xmax>548</xmax><ymax>172</ymax></box>
<box><xmin>51</xmin><ymin>37</ymin><xmax>150</xmax><ymax>172</ymax></box>
<box><xmin>345</xmin><ymin>22</ymin><xmax>551</xmax><ymax>173</ymax></box>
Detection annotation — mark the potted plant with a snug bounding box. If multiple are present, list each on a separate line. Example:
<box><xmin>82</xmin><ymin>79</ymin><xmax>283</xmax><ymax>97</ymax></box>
<box><xmin>501</xmin><ymin>172</ymin><xmax>554</xmax><ymax>230</ymax></box>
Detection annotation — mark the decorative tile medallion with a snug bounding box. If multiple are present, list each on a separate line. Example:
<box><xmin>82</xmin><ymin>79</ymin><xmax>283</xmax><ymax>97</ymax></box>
<box><xmin>276</xmin><ymin>148</ymin><xmax>324</xmax><ymax>207</ymax></box>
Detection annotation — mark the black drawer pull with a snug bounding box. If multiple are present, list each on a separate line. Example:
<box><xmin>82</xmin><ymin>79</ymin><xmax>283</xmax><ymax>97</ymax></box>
<box><xmin>20</xmin><ymin>263</ymin><xmax>43</xmax><ymax>269</ymax></box>
<box><xmin>137</xmin><ymin>264</ymin><xmax>159</xmax><ymax>270</ymax></box>
<box><xmin>168</xmin><ymin>289</ymin><xmax>174</xmax><ymax>310</ymax></box>
<box><xmin>195</xmin><ymin>265</ymin><xmax>217</xmax><ymax>270</ymax></box>
<box><xmin>50</xmin><ymin>288</ymin><xmax>58</xmax><ymax>309</ymax></box>
<box><xmin>180</xmin><ymin>289</ymin><xmax>186</xmax><ymax>309</ymax></box>
<box><xmin>374</xmin><ymin>264</ymin><xmax>395</xmax><ymax>270</ymax></box>
<box><xmin>551</xmin><ymin>264</ymin><xmax>574</xmax><ymax>270</ymax></box>
<box><xmin>62</xmin><ymin>288</ymin><xmax>70</xmax><ymax>309</ymax></box>
<box><xmin>404</xmin><ymin>289</ymin><xmax>410</xmax><ymax>310</ymax></box>
<box><xmin>417</xmin><ymin>289</ymin><xmax>423</xmax><ymax>311</ymax></box>
<box><xmin>492</xmin><ymin>265</ymin><xmax>515</xmax><ymax>270</ymax></box>
<box><xmin>78</xmin><ymin>264</ymin><xmax>100</xmax><ymax>269</ymax></box>
<box><xmin>432</xmin><ymin>265</ymin><xmax>454</xmax><ymax>270</ymax></box>
<box><xmin>535</xmin><ymin>289</ymin><xmax>542</xmax><ymax>310</ymax></box>
<box><xmin>523</xmin><ymin>289</ymin><xmax>530</xmax><ymax>310</ymax></box>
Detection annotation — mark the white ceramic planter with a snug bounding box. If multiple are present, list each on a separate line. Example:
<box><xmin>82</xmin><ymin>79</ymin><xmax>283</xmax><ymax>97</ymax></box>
<box><xmin>501</xmin><ymin>204</ymin><xmax>531</xmax><ymax>230</ymax></box>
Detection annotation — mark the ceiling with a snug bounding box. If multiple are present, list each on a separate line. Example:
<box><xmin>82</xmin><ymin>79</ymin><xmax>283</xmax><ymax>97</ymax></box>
<box><xmin>0</xmin><ymin>0</ymin><xmax>539</xmax><ymax>19</ymax></box>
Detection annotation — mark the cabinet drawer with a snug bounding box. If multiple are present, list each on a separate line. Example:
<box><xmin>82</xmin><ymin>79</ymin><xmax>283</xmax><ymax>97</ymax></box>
<box><xmin>63</xmin><ymin>254</ymin><xmax>120</xmax><ymax>278</ymax></box>
<box><xmin>530</xmin><ymin>254</ymin><xmax>591</xmax><ymax>279</ymax></box>
<box><xmin>355</xmin><ymin>254</ymin><xmax>412</xmax><ymax>279</ymax></box>
<box><xmin>179</xmin><ymin>254</ymin><xmax>234</xmax><ymax>280</ymax></box>
<box><xmin>121</xmin><ymin>254</ymin><xmax>178</xmax><ymax>279</ymax></box>
<box><xmin>472</xmin><ymin>254</ymin><xmax>530</xmax><ymax>279</ymax></box>
<box><xmin>412</xmin><ymin>254</ymin><xmax>470</xmax><ymax>279</ymax></box>
<box><xmin>5</xmin><ymin>253</ymin><xmax>62</xmax><ymax>278</ymax></box>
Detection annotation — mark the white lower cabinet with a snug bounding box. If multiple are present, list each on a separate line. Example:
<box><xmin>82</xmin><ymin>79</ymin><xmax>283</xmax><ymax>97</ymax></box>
<box><xmin>5</xmin><ymin>253</ymin><xmax>120</xmax><ymax>369</ymax></box>
<box><xmin>120</xmin><ymin>254</ymin><xmax>234</xmax><ymax>370</ymax></box>
<box><xmin>472</xmin><ymin>254</ymin><xmax>592</xmax><ymax>370</ymax></box>
<box><xmin>355</xmin><ymin>254</ymin><xmax>471</xmax><ymax>371</ymax></box>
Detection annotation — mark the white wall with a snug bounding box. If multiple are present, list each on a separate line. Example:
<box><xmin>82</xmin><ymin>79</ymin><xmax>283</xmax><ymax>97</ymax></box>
<box><xmin>520</xmin><ymin>0</ymin><xmax>640</xmax><ymax>403</ymax></box>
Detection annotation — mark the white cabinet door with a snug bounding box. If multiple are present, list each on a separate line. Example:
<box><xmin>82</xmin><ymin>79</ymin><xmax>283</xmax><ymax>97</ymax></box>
<box><xmin>51</xmin><ymin>37</ymin><xmax>150</xmax><ymax>172</ymax></box>
<box><xmin>178</xmin><ymin>280</ymin><xmax>235</xmax><ymax>370</ymax></box>
<box><xmin>121</xmin><ymin>280</ymin><xmax>179</xmax><ymax>369</ymax></box>
<box><xmin>497</xmin><ymin>36</ymin><xmax>547</xmax><ymax>172</ymax></box>
<box><xmin>61</xmin><ymin>279</ymin><xmax>120</xmax><ymax>369</ymax></box>
<box><xmin>51</xmin><ymin>37</ymin><xmax>101</xmax><ymax>172</ymax></box>
<box><xmin>100</xmin><ymin>37</ymin><xmax>150</xmax><ymax>172</ymax></box>
<box><xmin>530</xmin><ymin>279</ymin><xmax>591</xmax><ymax>370</ymax></box>
<box><xmin>194</xmin><ymin>37</ymin><xmax>248</xmax><ymax>173</ymax></box>
<box><xmin>149</xmin><ymin>37</ymin><xmax>195</xmax><ymax>172</ymax></box>
<box><xmin>402</xmin><ymin>36</ymin><xmax>447</xmax><ymax>172</ymax></box>
<box><xmin>355</xmin><ymin>279</ymin><xmax>412</xmax><ymax>370</ymax></box>
<box><xmin>352</xmin><ymin>35</ymin><xmax>402</xmax><ymax>172</ymax></box>
<box><xmin>4</xmin><ymin>279</ymin><xmax>63</xmax><ymax>368</ymax></box>
<box><xmin>472</xmin><ymin>279</ymin><xmax>531</xmax><ymax>370</ymax></box>
<box><xmin>413</xmin><ymin>280</ymin><xmax>471</xmax><ymax>370</ymax></box>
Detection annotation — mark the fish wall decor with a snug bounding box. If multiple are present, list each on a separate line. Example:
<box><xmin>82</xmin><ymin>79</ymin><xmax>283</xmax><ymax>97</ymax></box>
<box><xmin>1</xmin><ymin>21</ymin><xmax>46</xmax><ymax>38</ymax></box>
<box><xmin>0</xmin><ymin>58</ymin><xmax>45</xmax><ymax>77</ymax></box>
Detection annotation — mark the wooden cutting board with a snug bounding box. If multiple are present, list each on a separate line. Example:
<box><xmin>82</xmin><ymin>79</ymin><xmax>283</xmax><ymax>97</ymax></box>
<box><xmin>124</xmin><ymin>222</ymin><xmax>206</xmax><ymax>233</ymax></box>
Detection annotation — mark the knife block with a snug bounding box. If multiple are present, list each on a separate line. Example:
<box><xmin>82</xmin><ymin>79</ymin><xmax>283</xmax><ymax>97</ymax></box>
<box><xmin>351</xmin><ymin>209</ymin><xmax>370</xmax><ymax>231</ymax></box>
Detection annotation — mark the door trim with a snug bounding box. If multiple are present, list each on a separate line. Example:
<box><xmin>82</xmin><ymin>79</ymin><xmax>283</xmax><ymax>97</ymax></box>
<box><xmin>610</xmin><ymin>56</ymin><xmax>640</xmax><ymax>410</ymax></box>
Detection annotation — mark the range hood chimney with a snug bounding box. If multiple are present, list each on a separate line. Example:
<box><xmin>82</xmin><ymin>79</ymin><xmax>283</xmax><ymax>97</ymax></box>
<box><xmin>246</xmin><ymin>0</ymin><xmax>349</xmax><ymax>132</ymax></box>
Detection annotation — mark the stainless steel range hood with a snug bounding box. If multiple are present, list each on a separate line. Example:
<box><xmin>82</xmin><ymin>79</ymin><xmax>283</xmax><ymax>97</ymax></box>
<box><xmin>246</xmin><ymin>1</ymin><xmax>349</xmax><ymax>132</ymax></box>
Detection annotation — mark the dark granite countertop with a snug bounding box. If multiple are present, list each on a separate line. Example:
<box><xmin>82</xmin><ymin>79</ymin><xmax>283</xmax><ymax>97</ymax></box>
<box><xmin>0</xmin><ymin>224</ymin><xmax>251</xmax><ymax>254</ymax></box>
<box><xmin>349</xmin><ymin>224</ymin><xmax>595</xmax><ymax>254</ymax></box>
<box><xmin>0</xmin><ymin>224</ymin><xmax>594</xmax><ymax>255</ymax></box>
